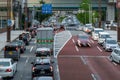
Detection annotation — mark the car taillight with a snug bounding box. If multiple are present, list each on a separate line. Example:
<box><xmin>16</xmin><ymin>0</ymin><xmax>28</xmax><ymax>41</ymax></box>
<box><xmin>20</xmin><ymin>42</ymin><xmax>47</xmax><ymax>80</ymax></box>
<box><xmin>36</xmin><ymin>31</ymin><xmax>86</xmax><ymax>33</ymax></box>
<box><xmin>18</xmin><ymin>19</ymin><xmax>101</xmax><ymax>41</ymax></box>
<box><xmin>32</xmin><ymin>67</ymin><xmax>35</xmax><ymax>72</ymax></box>
<box><xmin>5</xmin><ymin>68</ymin><xmax>12</xmax><ymax>72</ymax></box>
<box><xmin>16</xmin><ymin>48</ymin><xmax>18</xmax><ymax>51</ymax></box>
<box><xmin>50</xmin><ymin>66</ymin><xmax>53</xmax><ymax>71</ymax></box>
<box><xmin>4</xmin><ymin>48</ymin><xmax>6</xmax><ymax>51</ymax></box>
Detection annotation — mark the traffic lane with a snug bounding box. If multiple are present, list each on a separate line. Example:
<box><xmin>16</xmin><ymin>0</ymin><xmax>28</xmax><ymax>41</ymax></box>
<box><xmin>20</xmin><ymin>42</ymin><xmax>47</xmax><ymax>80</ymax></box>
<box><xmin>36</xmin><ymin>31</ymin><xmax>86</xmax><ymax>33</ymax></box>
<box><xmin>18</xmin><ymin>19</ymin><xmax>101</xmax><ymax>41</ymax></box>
<box><xmin>59</xmin><ymin>36</ymin><xmax>110</xmax><ymax>56</ymax></box>
<box><xmin>12</xmin><ymin>45</ymin><xmax>36</xmax><ymax>80</ymax></box>
<box><xmin>58</xmin><ymin>57</ymin><xmax>93</xmax><ymax>80</ymax></box>
<box><xmin>86</xmin><ymin>57</ymin><xmax>120</xmax><ymax>80</ymax></box>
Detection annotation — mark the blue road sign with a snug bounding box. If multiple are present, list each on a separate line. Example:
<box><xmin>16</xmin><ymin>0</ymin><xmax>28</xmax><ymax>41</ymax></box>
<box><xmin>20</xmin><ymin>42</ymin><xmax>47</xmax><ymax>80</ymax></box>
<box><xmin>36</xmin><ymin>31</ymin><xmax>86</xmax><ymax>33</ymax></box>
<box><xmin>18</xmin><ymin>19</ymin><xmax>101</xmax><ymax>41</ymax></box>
<box><xmin>42</xmin><ymin>4</ymin><xmax>52</xmax><ymax>14</ymax></box>
<box><xmin>7</xmin><ymin>19</ymin><xmax>12</xmax><ymax>26</ymax></box>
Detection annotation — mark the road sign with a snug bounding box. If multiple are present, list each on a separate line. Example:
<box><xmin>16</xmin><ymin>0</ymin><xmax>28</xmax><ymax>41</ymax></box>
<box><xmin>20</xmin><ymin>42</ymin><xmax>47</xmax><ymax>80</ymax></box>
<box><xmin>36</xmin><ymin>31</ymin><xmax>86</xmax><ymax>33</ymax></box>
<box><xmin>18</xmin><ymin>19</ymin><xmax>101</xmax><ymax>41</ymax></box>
<box><xmin>7</xmin><ymin>19</ymin><xmax>12</xmax><ymax>26</ymax></box>
<box><xmin>42</xmin><ymin>4</ymin><xmax>52</xmax><ymax>14</ymax></box>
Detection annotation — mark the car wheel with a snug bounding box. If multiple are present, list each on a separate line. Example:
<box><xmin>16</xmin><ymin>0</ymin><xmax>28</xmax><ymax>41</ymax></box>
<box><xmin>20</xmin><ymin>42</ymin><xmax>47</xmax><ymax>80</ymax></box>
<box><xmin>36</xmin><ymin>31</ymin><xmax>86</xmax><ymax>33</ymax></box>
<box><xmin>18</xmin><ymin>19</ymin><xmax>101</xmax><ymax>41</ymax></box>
<box><xmin>110</xmin><ymin>56</ymin><xmax>113</xmax><ymax>62</ymax></box>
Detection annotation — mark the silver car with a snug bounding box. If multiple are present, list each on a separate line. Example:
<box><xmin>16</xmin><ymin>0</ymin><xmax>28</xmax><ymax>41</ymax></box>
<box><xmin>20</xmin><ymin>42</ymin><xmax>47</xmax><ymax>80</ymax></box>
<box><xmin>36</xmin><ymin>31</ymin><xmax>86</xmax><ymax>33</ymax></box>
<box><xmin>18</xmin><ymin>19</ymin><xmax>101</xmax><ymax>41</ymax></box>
<box><xmin>103</xmin><ymin>38</ymin><xmax>119</xmax><ymax>51</ymax></box>
<box><xmin>110</xmin><ymin>48</ymin><xmax>120</xmax><ymax>63</ymax></box>
<box><xmin>0</xmin><ymin>58</ymin><xmax>17</xmax><ymax>78</ymax></box>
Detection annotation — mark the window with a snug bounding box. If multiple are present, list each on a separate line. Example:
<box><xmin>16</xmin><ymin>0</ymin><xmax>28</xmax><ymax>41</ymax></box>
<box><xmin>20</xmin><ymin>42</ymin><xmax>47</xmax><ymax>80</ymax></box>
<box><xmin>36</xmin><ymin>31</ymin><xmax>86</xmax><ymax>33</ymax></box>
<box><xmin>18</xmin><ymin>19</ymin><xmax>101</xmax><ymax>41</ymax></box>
<box><xmin>0</xmin><ymin>62</ymin><xmax>10</xmax><ymax>67</ymax></box>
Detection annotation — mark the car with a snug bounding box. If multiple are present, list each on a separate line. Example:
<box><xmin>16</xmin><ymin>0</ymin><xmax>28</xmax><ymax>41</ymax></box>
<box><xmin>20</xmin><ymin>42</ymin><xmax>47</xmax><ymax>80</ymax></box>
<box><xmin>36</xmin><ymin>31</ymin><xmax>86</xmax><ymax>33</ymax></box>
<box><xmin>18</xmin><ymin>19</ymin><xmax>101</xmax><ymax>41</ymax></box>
<box><xmin>83</xmin><ymin>23</ymin><xmax>93</xmax><ymax>34</ymax></box>
<box><xmin>92</xmin><ymin>28</ymin><xmax>104</xmax><ymax>40</ymax></box>
<box><xmin>103</xmin><ymin>38</ymin><xmax>119</xmax><ymax>51</ymax></box>
<box><xmin>31</xmin><ymin>57</ymin><xmax>53</xmax><ymax>78</ymax></box>
<box><xmin>98</xmin><ymin>32</ymin><xmax>111</xmax><ymax>45</ymax></box>
<box><xmin>76</xmin><ymin>34</ymin><xmax>91</xmax><ymax>47</ymax></box>
<box><xmin>0</xmin><ymin>58</ymin><xmax>17</xmax><ymax>78</ymax></box>
<box><xmin>33</xmin><ymin>76</ymin><xmax>53</xmax><ymax>80</ymax></box>
<box><xmin>35</xmin><ymin>48</ymin><xmax>51</xmax><ymax>57</ymax></box>
<box><xmin>12</xmin><ymin>40</ymin><xmax>26</xmax><ymax>53</ymax></box>
<box><xmin>4</xmin><ymin>43</ymin><xmax>20</xmax><ymax>61</ymax></box>
<box><xmin>110</xmin><ymin>48</ymin><xmax>120</xmax><ymax>63</ymax></box>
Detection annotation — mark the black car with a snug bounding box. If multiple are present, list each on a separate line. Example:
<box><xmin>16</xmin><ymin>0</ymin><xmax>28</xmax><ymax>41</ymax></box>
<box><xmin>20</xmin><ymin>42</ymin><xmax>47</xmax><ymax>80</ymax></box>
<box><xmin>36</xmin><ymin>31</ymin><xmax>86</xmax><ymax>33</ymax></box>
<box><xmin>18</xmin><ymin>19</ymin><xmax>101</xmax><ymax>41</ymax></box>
<box><xmin>35</xmin><ymin>48</ymin><xmax>51</xmax><ymax>57</ymax></box>
<box><xmin>4</xmin><ymin>43</ymin><xmax>20</xmax><ymax>61</ymax></box>
<box><xmin>31</xmin><ymin>57</ymin><xmax>53</xmax><ymax>78</ymax></box>
<box><xmin>33</xmin><ymin>76</ymin><xmax>53</xmax><ymax>80</ymax></box>
<box><xmin>12</xmin><ymin>40</ymin><xmax>26</xmax><ymax>53</ymax></box>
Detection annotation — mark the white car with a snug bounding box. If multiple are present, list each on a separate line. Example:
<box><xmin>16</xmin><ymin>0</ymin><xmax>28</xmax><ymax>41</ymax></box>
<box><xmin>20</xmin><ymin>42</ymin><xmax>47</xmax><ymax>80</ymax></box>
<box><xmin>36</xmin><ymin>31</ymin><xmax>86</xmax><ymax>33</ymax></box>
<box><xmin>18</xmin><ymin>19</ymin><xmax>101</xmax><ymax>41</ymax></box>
<box><xmin>103</xmin><ymin>38</ymin><xmax>119</xmax><ymax>51</ymax></box>
<box><xmin>98</xmin><ymin>32</ymin><xmax>110</xmax><ymax>45</ymax></box>
<box><xmin>0</xmin><ymin>58</ymin><xmax>17</xmax><ymax>78</ymax></box>
<box><xmin>92</xmin><ymin>28</ymin><xmax>103</xmax><ymax>40</ymax></box>
<box><xmin>110</xmin><ymin>48</ymin><xmax>120</xmax><ymax>63</ymax></box>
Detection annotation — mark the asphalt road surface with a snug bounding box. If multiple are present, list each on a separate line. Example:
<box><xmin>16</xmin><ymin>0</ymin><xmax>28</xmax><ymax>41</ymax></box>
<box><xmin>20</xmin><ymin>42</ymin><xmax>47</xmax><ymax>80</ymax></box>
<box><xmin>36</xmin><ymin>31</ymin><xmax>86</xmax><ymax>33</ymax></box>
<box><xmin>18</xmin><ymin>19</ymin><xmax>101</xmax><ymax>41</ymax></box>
<box><xmin>58</xmin><ymin>30</ymin><xmax>120</xmax><ymax>80</ymax></box>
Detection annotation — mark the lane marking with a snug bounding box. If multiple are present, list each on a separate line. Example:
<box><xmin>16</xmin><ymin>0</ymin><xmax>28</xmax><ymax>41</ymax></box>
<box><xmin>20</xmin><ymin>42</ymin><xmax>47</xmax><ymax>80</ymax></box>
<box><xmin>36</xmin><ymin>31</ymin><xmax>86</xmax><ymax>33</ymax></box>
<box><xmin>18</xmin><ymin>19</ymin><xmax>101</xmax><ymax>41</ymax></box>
<box><xmin>90</xmin><ymin>39</ymin><xmax>94</xmax><ymax>43</ymax></box>
<box><xmin>72</xmin><ymin>39</ymin><xmax>79</xmax><ymax>52</ymax></box>
<box><xmin>72</xmin><ymin>39</ymin><xmax>75</xmax><ymax>44</ymax></box>
<box><xmin>75</xmin><ymin>46</ymin><xmax>79</xmax><ymax>52</ymax></box>
<box><xmin>30</xmin><ymin>46</ymin><xmax>33</xmax><ymax>52</ymax></box>
<box><xmin>97</xmin><ymin>46</ymin><xmax>102</xmax><ymax>52</ymax></box>
<box><xmin>91</xmin><ymin>74</ymin><xmax>97</xmax><ymax>80</ymax></box>
<box><xmin>26</xmin><ymin>57</ymin><xmax>29</xmax><ymax>63</ymax></box>
<box><xmin>107</xmin><ymin>57</ymin><xmax>117</xmax><ymax>66</ymax></box>
<box><xmin>112</xmin><ymin>62</ymin><xmax>117</xmax><ymax>66</ymax></box>
<box><xmin>80</xmin><ymin>56</ymin><xmax>87</xmax><ymax>65</ymax></box>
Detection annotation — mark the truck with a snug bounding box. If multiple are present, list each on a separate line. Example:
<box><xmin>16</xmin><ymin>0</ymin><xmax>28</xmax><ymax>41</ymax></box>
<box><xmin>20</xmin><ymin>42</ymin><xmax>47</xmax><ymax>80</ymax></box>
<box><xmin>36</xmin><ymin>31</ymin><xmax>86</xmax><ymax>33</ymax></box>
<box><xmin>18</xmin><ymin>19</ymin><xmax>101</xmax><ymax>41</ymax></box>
<box><xmin>36</xmin><ymin>27</ymin><xmax>54</xmax><ymax>53</ymax></box>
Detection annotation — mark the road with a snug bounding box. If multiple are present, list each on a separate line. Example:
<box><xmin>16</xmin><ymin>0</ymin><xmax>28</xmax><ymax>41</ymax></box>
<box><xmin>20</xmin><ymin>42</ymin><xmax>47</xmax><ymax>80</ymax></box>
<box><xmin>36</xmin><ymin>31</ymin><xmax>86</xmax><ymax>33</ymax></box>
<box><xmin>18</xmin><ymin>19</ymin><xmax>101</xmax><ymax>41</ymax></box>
<box><xmin>0</xmin><ymin>30</ymin><xmax>119</xmax><ymax>80</ymax></box>
<box><xmin>58</xmin><ymin>30</ymin><xmax>120</xmax><ymax>80</ymax></box>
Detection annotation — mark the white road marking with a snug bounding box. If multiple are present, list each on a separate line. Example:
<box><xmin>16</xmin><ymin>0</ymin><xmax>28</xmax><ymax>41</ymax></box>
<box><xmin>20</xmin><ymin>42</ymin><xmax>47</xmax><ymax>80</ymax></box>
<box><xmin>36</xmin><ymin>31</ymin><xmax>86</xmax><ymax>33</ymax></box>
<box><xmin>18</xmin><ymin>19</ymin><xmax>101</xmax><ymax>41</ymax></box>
<box><xmin>80</xmin><ymin>56</ymin><xmax>87</xmax><ymax>65</ymax></box>
<box><xmin>75</xmin><ymin>46</ymin><xmax>79</xmax><ymax>52</ymax></box>
<box><xmin>30</xmin><ymin>46</ymin><xmax>33</xmax><ymax>52</ymax></box>
<box><xmin>90</xmin><ymin>39</ymin><xmax>94</xmax><ymax>43</ymax></box>
<box><xmin>72</xmin><ymin>39</ymin><xmax>75</xmax><ymax>44</ymax></box>
<box><xmin>72</xmin><ymin>39</ymin><xmax>79</xmax><ymax>52</ymax></box>
<box><xmin>112</xmin><ymin>62</ymin><xmax>117</xmax><ymax>66</ymax></box>
<box><xmin>97</xmin><ymin>46</ymin><xmax>102</xmax><ymax>52</ymax></box>
<box><xmin>91</xmin><ymin>74</ymin><xmax>97</xmax><ymax>80</ymax></box>
<box><xmin>25</xmin><ymin>57</ymin><xmax>29</xmax><ymax>63</ymax></box>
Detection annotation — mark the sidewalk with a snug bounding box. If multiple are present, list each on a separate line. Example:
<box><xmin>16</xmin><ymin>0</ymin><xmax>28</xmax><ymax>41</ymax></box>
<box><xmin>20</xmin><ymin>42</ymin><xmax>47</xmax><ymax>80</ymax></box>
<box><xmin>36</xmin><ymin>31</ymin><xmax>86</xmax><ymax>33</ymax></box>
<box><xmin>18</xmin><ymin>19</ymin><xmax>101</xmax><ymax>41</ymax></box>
<box><xmin>0</xmin><ymin>30</ymin><xmax>25</xmax><ymax>51</ymax></box>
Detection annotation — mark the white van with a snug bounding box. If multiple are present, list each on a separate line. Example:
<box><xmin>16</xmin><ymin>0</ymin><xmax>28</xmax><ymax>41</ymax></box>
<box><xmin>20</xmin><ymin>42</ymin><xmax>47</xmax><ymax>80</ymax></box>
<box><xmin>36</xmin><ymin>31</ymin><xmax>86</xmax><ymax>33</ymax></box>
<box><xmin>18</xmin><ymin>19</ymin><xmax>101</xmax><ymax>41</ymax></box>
<box><xmin>98</xmin><ymin>32</ymin><xmax>110</xmax><ymax>45</ymax></box>
<box><xmin>92</xmin><ymin>28</ymin><xmax>104</xmax><ymax>40</ymax></box>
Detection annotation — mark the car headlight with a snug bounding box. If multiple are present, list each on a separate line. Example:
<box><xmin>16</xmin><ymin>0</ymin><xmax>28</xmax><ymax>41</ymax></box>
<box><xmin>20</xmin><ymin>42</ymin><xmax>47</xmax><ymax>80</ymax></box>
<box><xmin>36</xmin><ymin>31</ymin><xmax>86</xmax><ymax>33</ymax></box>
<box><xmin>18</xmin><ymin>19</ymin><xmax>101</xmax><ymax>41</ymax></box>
<box><xmin>106</xmin><ymin>45</ymin><xmax>110</xmax><ymax>48</ymax></box>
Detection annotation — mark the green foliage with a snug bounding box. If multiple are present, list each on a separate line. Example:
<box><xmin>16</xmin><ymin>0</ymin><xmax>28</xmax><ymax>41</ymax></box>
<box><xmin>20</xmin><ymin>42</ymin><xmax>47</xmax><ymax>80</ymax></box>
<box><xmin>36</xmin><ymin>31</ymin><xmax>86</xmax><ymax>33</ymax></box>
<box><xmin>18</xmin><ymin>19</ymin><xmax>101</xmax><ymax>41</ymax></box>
<box><xmin>58</xmin><ymin>16</ymin><xmax>65</xmax><ymax>22</ymax></box>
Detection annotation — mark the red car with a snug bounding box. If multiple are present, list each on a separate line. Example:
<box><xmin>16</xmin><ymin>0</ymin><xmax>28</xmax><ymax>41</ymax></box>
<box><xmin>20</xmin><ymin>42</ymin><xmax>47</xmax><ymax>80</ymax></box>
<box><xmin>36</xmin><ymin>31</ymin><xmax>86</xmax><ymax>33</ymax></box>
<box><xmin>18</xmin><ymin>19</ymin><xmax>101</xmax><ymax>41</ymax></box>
<box><xmin>76</xmin><ymin>34</ymin><xmax>91</xmax><ymax>47</ymax></box>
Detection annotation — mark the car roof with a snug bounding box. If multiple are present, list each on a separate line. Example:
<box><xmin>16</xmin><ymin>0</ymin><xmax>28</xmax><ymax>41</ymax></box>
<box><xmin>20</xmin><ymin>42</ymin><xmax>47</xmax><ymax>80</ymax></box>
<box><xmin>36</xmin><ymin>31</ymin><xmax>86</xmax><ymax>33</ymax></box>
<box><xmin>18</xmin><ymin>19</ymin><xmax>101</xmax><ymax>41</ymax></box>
<box><xmin>33</xmin><ymin>76</ymin><xmax>53</xmax><ymax>80</ymax></box>
<box><xmin>99</xmin><ymin>32</ymin><xmax>109</xmax><ymax>35</ymax></box>
<box><xmin>94</xmin><ymin>28</ymin><xmax>103</xmax><ymax>30</ymax></box>
<box><xmin>106</xmin><ymin>38</ymin><xmax>116</xmax><ymax>41</ymax></box>
<box><xmin>36</xmin><ymin>47</ymin><xmax>50</xmax><ymax>52</ymax></box>
<box><xmin>34</xmin><ymin>57</ymin><xmax>51</xmax><ymax>64</ymax></box>
<box><xmin>6</xmin><ymin>43</ymin><xmax>19</xmax><ymax>46</ymax></box>
<box><xmin>0</xmin><ymin>58</ymin><xmax>12</xmax><ymax>62</ymax></box>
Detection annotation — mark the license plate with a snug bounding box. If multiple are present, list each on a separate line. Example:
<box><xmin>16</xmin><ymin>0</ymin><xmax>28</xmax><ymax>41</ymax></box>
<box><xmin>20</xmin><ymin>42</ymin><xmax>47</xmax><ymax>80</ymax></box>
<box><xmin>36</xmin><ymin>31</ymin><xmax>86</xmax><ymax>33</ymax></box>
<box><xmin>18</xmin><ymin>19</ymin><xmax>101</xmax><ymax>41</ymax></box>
<box><xmin>40</xmin><ymin>71</ymin><xmax>45</xmax><ymax>74</ymax></box>
<box><xmin>9</xmin><ymin>51</ymin><xmax>13</xmax><ymax>55</ymax></box>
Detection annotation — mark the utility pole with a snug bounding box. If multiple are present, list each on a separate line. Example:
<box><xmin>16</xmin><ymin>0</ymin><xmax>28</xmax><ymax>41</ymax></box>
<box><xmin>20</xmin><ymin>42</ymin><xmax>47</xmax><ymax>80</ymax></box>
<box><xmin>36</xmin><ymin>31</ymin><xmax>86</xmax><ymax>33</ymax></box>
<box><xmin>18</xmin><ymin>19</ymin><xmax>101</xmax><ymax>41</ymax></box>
<box><xmin>98</xmin><ymin>0</ymin><xmax>101</xmax><ymax>28</ymax></box>
<box><xmin>7</xmin><ymin>0</ymin><xmax>11</xmax><ymax>42</ymax></box>
<box><xmin>116</xmin><ymin>0</ymin><xmax>120</xmax><ymax>42</ymax></box>
<box><xmin>24</xmin><ymin>0</ymin><xmax>28</xmax><ymax>30</ymax></box>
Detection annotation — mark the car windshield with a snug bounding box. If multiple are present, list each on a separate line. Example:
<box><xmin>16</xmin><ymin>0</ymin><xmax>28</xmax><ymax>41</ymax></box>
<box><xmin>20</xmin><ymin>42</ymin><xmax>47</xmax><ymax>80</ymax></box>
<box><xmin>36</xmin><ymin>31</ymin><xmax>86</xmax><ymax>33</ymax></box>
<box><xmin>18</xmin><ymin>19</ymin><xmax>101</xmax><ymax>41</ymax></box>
<box><xmin>36</xmin><ymin>51</ymin><xmax>50</xmax><ymax>54</ymax></box>
<box><xmin>5</xmin><ymin>46</ymin><xmax>17</xmax><ymax>51</ymax></box>
<box><xmin>95</xmin><ymin>30</ymin><xmax>103</xmax><ymax>34</ymax></box>
<box><xmin>0</xmin><ymin>62</ymin><xmax>10</xmax><ymax>67</ymax></box>
<box><xmin>101</xmin><ymin>35</ymin><xmax>110</xmax><ymax>38</ymax></box>
<box><xmin>106</xmin><ymin>40</ymin><xmax>117</xmax><ymax>44</ymax></box>
<box><xmin>79</xmin><ymin>35</ymin><xmax>88</xmax><ymax>39</ymax></box>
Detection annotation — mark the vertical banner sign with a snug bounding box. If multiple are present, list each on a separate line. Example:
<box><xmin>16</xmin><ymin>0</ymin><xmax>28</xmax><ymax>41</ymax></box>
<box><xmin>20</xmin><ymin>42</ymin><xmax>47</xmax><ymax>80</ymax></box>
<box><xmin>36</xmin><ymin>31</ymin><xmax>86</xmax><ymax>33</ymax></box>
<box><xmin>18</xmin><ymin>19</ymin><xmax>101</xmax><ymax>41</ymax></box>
<box><xmin>116</xmin><ymin>0</ymin><xmax>120</xmax><ymax>8</ymax></box>
<box><xmin>42</xmin><ymin>4</ymin><xmax>52</xmax><ymax>14</ymax></box>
